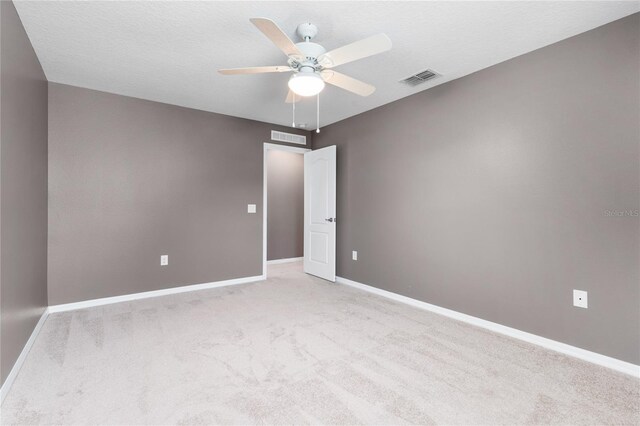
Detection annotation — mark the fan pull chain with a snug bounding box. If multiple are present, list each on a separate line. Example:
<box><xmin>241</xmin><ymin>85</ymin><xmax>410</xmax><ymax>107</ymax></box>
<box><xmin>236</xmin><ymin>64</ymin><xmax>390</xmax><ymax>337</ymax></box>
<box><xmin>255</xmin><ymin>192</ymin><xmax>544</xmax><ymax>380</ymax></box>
<box><xmin>292</xmin><ymin>93</ymin><xmax>296</xmax><ymax>127</ymax></box>
<box><xmin>316</xmin><ymin>92</ymin><xmax>320</xmax><ymax>134</ymax></box>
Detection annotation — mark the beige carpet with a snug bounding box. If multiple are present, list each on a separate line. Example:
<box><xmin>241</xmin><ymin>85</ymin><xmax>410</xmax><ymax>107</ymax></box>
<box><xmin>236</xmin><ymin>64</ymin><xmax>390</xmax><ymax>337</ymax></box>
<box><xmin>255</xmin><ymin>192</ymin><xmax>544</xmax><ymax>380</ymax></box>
<box><xmin>1</xmin><ymin>262</ymin><xmax>638</xmax><ymax>425</ymax></box>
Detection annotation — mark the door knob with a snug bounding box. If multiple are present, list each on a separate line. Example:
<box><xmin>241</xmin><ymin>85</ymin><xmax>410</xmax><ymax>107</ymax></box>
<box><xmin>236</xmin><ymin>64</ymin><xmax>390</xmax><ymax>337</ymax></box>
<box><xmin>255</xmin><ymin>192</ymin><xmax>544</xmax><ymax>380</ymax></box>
<box><xmin>325</xmin><ymin>218</ymin><xmax>336</xmax><ymax>223</ymax></box>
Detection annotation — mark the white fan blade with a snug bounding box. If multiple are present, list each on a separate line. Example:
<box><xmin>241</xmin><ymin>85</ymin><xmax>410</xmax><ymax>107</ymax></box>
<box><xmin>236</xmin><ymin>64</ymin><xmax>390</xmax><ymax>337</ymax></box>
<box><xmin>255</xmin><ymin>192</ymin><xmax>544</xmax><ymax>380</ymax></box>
<box><xmin>285</xmin><ymin>90</ymin><xmax>301</xmax><ymax>103</ymax></box>
<box><xmin>318</xmin><ymin>33</ymin><xmax>392</xmax><ymax>68</ymax></box>
<box><xmin>250</xmin><ymin>18</ymin><xmax>303</xmax><ymax>57</ymax></box>
<box><xmin>321</xmin><ymin>71</ymin><xmax>375</xmax><ymax>97</ymax></box>
<box><xmin>218</xmin><ymin>66</ymin><xmax>291</xmax><ymax>75</ymax></box>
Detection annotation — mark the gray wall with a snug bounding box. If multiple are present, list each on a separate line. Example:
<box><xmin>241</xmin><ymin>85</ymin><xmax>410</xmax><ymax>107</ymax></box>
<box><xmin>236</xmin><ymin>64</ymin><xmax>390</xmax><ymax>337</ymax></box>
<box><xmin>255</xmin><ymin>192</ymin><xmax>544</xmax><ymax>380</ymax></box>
<box><xmin>48</xmin><ymin>83</ymin><xmax>309</xmax><ymax>305</ymax></box>
<box><xmin>0</xmin><ymin>1</ymin><xmax>49</xmax><ymax>385</ymax></box>
<box><xmin>313</xmin><ymin>14</ymin><xmax>640</xmax><ymax>364</ymax></box>
<box><xmin>267</xmin><ymin>150</ymin><xmax>304</xmax><ymax>261</ymax></box>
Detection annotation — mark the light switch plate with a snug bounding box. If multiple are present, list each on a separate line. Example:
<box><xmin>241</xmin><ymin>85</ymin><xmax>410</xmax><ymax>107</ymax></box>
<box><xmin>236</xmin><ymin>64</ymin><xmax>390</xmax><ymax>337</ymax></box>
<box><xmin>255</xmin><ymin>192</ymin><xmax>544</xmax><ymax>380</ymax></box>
<box><xmin>352</xmin><ymin>251</ymin><xmax>358</xmax><ymax>261</ymax></box>
<box><xmin>248</xmin><ymin>204</ymin><xmax>256</xmax><ymax>213</ymax></box>
<box><xmin>573</xmin><ymin>289</ymin><xmax>588</xmax><ymax>308</ymax></box>
<box><xmin>160</xmin><ymin>255</ymin><xmax>168</xmax><ymax>266</ymax></box>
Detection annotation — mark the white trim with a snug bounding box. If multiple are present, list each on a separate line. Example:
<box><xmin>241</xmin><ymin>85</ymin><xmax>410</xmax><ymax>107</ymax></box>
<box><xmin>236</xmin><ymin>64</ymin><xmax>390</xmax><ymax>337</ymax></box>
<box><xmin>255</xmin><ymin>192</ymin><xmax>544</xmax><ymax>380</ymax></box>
<box><xmin>266</xmin><ymin>257</ymin><xmax>303</xmax><ymax>265</ymax></box>
<box><xmin>1</xmin><ymin>308</ymin><xmax>49</xmax><ymax>403</ymax></box>
<box><xmin>337</xmin><ymin>276</ymin><xmax>640</xmax><ymax>378</ymax></box>
<box><xmin>263</xmin><ymin>142</ymin><xmax>311</xmax><ymax>154</ymax></box>
<box><xmin>263</xmin><ymin>142</ymin><xmax>310</xmax><ymax>277</ymax></box>
<box><xmin>48</xmin><ymin>275</ymin><xmax>265</xmax><ymax>313</ymax></box>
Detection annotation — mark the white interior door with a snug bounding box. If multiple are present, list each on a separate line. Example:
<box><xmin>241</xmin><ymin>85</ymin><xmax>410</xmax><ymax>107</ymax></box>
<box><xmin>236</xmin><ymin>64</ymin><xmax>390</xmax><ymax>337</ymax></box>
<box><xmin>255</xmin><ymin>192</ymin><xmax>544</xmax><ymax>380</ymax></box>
<box><xmin>304</xmin><ymin>145</ymin><xmax>336</xmax><ymax>282</ymax></box>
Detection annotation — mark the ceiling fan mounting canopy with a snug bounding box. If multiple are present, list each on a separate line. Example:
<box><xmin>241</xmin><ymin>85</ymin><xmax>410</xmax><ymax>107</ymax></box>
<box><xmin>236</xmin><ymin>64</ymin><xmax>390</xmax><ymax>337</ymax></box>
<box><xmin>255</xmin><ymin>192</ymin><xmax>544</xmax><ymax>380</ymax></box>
<box><xmin>218</xmin><ymin>18</ymin><xmax>392</xmax><ymax>100</ymax></box>
<box><xmin>297</xmin><ymin>22</ymin><xmax>318</xmax><ymax>41</ymax></box>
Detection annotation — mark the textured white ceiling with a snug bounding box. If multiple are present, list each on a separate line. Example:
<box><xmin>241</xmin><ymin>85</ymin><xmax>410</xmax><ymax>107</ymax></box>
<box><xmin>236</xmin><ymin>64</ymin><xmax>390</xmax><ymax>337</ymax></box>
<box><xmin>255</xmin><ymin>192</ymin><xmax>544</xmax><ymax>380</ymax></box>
<box><xmin>14</xmin><ymin>1</ymin><xmax>639</xmax><ymax>128</ymax></box>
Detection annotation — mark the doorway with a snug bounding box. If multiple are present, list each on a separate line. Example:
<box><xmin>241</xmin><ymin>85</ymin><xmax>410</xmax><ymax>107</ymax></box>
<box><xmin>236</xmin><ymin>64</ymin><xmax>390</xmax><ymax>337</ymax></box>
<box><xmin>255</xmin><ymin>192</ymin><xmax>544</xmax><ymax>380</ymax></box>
<box><xmin>262</xmin><ymin>143</ymin><xmax>310</xmax><ymax>277</ymax></box>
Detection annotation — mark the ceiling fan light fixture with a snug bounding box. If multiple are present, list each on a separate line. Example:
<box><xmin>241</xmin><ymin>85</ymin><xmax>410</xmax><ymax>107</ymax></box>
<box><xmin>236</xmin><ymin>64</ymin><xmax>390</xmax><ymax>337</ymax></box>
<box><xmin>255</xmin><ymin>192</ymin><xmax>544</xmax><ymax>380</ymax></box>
<box><xmin>288</xmin><ymin>72</ymin><xmax>325</xmax><ymax>97</ymax></box>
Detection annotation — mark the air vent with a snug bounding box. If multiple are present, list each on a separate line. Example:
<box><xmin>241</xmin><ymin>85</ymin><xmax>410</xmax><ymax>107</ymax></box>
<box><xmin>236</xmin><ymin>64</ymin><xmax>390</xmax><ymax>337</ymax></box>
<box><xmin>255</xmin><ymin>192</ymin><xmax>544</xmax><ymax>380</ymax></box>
<box><xmin>271</xmin><ymin>130</ymin><xmax>306</xmax><ymax>145</ymax></box>
<box><xmin>399</xmin><ymin>69</ymin><xmax>440</xmax><ymax>87</ymax></box>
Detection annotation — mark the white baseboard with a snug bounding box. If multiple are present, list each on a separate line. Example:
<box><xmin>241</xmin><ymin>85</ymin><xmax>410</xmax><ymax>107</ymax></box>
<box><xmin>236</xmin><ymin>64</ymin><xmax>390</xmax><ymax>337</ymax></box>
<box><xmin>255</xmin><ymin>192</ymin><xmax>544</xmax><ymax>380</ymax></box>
<box><xmin>1</xmin><ymin>308</ymin><xmax>50</xmax><ymax>404</ymax></box>
<box><xmin>337</xmin><ymin>276</ymin><xmax>640</xmax><ymax>378</ymax></box>
<box><xmin>266</xmin><ymin>257</ymin><xmax>303</xmax><ymax>265</ymax></box>
<box><xmin>48</xmin><ymin>275</ymin><xmax>266</xmax><ymax>313</ymax></box>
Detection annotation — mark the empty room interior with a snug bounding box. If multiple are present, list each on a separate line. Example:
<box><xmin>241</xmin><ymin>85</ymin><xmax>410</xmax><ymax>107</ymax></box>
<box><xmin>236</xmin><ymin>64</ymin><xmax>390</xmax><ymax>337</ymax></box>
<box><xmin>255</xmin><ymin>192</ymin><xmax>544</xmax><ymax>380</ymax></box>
<box><xmin>1</xmin><ymin>1</ymin><xmax>639</xmax><ymax>424</ymax></box>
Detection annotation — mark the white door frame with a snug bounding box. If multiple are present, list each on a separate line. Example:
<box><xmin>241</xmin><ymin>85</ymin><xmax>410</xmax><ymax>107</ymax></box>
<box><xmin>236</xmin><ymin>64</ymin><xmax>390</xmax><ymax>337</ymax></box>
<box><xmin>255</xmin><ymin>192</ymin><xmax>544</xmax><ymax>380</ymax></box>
<box><xmin>263</xmin><ymin>143</ymin><xmax>311</xmax><ymax>277</ymax></box>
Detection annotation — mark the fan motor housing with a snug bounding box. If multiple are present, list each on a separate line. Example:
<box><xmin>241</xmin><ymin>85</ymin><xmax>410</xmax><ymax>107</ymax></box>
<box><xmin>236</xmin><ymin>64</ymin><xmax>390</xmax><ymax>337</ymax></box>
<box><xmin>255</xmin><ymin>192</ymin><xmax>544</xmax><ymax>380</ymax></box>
<box><xmin>295</xmin><ymin>42</ymin><xmax>326</xmax><ymax>60</ymax></box>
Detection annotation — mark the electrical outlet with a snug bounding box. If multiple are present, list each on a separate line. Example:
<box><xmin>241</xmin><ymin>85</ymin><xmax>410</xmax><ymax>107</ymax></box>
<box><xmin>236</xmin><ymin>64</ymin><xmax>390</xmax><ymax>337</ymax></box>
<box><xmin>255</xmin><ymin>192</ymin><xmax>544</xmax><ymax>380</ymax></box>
<box><xmin>160</xmin><ymin>255</ymin><xmax>168</xmax><ymax>266</ymax></box>
<box><xmin>352</xmin><ymin>251</ymin><xmax>358</xmax><ymax>261</ymax></box>
<box><xmin>248</xmin><ymin>204</ymin><xmax>256</xmax><ymax>213</ymax></box>
<box><xmin>573</xmin><ymin>289</ymin><xmax>588</xmax><ymax>308</ymax></box>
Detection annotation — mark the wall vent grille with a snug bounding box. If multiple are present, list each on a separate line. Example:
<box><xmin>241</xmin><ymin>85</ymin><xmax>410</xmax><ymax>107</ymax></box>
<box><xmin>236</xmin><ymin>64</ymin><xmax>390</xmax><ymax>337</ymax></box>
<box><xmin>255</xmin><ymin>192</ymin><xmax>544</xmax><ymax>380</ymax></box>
<box><xmin>271</xmin><ymin>130</ymin><xmax>306</xmax><ymax>145</ymax></box>
<box><xmin>400</xmin><ymin>69</ymin><xmax>440</xmax><ymax>87</ymax></box>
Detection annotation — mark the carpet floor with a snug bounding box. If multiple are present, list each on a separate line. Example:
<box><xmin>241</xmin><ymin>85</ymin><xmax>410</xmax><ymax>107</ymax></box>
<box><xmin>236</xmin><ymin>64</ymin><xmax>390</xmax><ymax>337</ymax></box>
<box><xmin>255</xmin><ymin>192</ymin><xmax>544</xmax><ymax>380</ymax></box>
<box><xmin>1</xmin><ymin>262</ymin><xmax>638</xmax><ymax>425</ymax></box>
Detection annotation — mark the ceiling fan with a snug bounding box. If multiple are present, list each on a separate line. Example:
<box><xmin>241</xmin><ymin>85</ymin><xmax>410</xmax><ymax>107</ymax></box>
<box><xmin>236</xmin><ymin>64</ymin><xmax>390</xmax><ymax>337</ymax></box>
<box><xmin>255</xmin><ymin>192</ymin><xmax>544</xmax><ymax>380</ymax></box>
<box><xmin>218</xmin><ymin>18</ymin><xmax>392</xmax><ymax>102</ymax></box>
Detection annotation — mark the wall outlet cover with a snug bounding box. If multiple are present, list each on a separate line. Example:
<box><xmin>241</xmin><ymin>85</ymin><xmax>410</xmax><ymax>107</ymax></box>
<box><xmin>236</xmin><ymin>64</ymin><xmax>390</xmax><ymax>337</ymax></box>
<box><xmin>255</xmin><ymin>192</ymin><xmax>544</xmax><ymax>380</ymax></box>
<box><xmin>160</xmin><ymin>255</ymin><xmax>169</xmax><ymax>266</ymax></box>
<box><xmin>573</xmin><ymin>289</ymin><xmax>588</xmax><ymax>308</ymax></box>
<box><xmin>248</xmin><ymin>204</ymin><xmax>256</xmax><ymax>213</ymax></box>
<box><xmin>352</xmin><ymin>251</ymin><xmax>358</xmax><ymax>261</ymax></box>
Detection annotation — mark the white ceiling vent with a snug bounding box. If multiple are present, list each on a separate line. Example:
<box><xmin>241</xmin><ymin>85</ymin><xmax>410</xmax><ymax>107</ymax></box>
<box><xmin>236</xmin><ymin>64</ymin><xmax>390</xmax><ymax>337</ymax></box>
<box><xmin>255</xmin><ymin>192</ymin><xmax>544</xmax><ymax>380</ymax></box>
<box><xmin>271</xmin><ymin>130</ymin><xmax>306</xmax><ymax>145</ymax></box>
<box><xmin>399</xmin><ymin>69</ymin><xmax>440</xmax><ymax>87</ymax></box>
